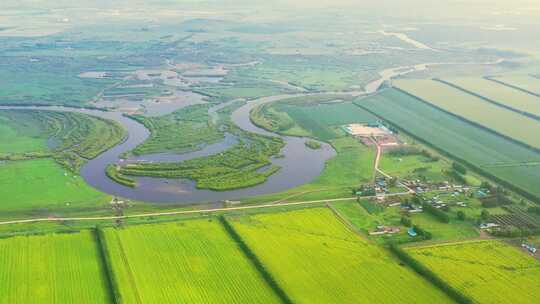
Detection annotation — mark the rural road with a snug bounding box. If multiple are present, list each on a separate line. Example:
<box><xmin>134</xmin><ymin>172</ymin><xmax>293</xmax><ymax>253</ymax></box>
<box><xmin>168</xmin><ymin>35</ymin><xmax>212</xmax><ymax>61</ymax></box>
<box><xmin>0</xmin><ymin>192</ymin><xmax>413</xmax><ymax>226</ymax></box>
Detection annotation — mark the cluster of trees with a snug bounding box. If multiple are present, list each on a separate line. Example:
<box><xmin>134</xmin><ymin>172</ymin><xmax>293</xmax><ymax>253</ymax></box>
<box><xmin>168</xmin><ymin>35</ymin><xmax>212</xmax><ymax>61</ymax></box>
<box><xmin>400</xmin><ymin>216</ymin><xmax>412</xmax><ymax>227</ymax></box>
<box><xmin>489</xmin><ymin>226</ymin><xmax>540</xmax><ymax>238</ymax></box>
<box><xmin>528</xmin><ymin>206</ymin><xmax>540</xmax><ymax>215</ymax></box>
<box><xmin>412</xmin><ymin>225</ymin><xmax>432</xmax><ymax>240</ymax></box>
<box><xmin>481</xmin><ymin>192</ymin><xmax>512</xmax><ymax>208</ymax></box>
<box><xmin>420</xmin><ymin>201</ymin><xmax>450</xmax><ymax>223</ymax></box>
<box><xmin>452</xmin><ymin>162</ymin><xmax>467</xmax><ymax>175</ymax></box>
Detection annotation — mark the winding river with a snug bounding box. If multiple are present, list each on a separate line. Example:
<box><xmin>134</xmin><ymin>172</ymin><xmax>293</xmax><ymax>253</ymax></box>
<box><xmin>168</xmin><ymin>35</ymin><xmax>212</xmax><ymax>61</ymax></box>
<box><xmin>0</xmin><ymin>61</ymin><xmax>481</xmax><ymax>204</ymax></box>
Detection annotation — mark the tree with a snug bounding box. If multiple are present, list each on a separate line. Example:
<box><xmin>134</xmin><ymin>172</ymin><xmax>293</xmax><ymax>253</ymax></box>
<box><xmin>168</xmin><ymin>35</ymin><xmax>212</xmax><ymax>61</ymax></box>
<box><xmin>401</xmin><ymin>216</ymin><xmax>412</xmax><ymax>227</ymax></box>
<box><xmin>457</xmin><ymin>211</ymin><xmax>466</xmax><ymax>221</ymax></box>
<box><xmin>480</xmin><ymin>209</ymin><xmax>490</xmax><ymax>221</ymax></box>
<box><xmin>480</xmin><ymin>181</ymin><xmax>493</xmax><ymax>190</ymax></box>
<box><xmin>452</xmin><ymin>162</ymin><xmax>467</xmax><ymax>175</ymax></box>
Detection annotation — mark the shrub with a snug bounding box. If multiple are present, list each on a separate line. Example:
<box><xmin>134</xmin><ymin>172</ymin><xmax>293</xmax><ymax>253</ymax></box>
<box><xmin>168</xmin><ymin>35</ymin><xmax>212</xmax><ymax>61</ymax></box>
<box><xmin>452</xmin><ymin>162</ymin><xmax>467</xmax><ymax>175</ymax></box>
<box><xmin>401</xmin><ymin>216</ymin><xmax>412</xmax><ymax>227</ymax></box>
<box><xmin>422</xmin><ymin>202</ymin><xmax>450</xmax><ymax>223</ymax></box>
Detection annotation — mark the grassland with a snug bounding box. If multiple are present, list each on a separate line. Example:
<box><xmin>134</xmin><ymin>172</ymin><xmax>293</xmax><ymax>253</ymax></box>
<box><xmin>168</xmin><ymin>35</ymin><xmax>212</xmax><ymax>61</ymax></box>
<box><xmin>380</xmin><ymin>153</ymin><xmax>448</xmax><ymax>183</ymax></box>
<box><xmin>127</xmin><ymin>104</ymin><xmax>224</xmax><ymax>155</ymax></box>
<box><xmin>355</xmin><ymin>89</ymin><xmax>540</xmax><ymax>200</ymax></box>
<box><xmin>394</xmin><ymin>79</ymin><xmax>540</xmax><ymax>150</ymax></box>
<box><xmin>441</xmin><ymin>77</ymin><xmax>540</xmax><ymax>118</ymax></box>
<box><xmin>406</xmin><ymin>240</ymin><xmax>540</xmax><ymax>304</ymax></box>
<box><xmin>0</xmin><ymin>231</ymin><xmax>112</xmax><ymax>304</ymax></box>
<box><xmin>101</xmin><ymin>219</ymin><xmax>281</xmax><ymax>304</ymax></box>
<box><xmin>0</xmin><ymin>114</ymin><xmax>46</xmax><ymax>153</ymax></box>
<box><xmin>227</xmin><ymin>207</ymin><xmax>453</xmax><ymax>303</ymax></box>
<box><xmin>251</xmin><ymin>96</ymin><xmax>376</xmax><ymax>141</ymax></box>
<box><xmin>0</xmin><ymin>158</ymin><xmax>109</xmax><ymax>211</ymax></box>
<box><xmin>0</xmin><ymin>109</ymin><xmax>122</xmax><ymax>211</ymax></box>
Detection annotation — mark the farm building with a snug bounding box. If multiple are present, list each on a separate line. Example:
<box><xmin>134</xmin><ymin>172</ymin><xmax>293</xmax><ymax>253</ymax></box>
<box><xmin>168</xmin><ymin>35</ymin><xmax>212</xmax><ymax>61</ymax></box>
<box><xmin>344</xmin><ymin>123</ymin><xmax>391</xmax><ymax>137</ymax></box>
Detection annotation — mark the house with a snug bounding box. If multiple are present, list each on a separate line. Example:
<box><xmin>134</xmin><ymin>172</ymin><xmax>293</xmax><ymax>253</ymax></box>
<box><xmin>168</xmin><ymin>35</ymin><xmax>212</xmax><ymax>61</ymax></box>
<box><xmin>369</xmin><ymin>225</ymin><xmax>401</xmax><ymax>235</ymax></box>
<box><xmin>407</xmin><ymin>228</ymin><xmax>418</xmax><ymax>237</ymax></box>
<box><xmin>522</xmin><ymin>243</ymin><xmax>537</xmax><ymax>253</ymax></box>
<box><xmin>479</xmin><ymin>223</ymin><xmax>499</xmax><ymax>229</ymax></box>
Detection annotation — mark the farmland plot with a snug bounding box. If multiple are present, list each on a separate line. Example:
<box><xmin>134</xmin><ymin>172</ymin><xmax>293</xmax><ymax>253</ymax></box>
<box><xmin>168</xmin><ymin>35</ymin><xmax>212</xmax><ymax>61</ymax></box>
<box><xmin>490</xmin><ymin>75</ymin><xmax>540</xmax><ymax>96</ymax></box>
<box><xmin>394</xmin><ymin>79</ymin><xmax>540</xmax><ymax>150</ymax></box>
<box><xmin>441</xmin><ymin>77</ymin><xmax>540</xmax><ymax>118</ymax></box>
<box><xmin>102</xmin><ymin>219</ymin><xmax>281</xmax><ymax>304</ymax></box>
<box><xmin>281</xmin><ymin>102</ymin><xmax>378</xmax><ymax>140</ymax></box>
<box><xmin>228</xmin><ymin>208</ymin><xmax>453</xmax><ymax>304</ymax></box>
<box><xmin>407</xmin><ymin>240</ymin><xmax>540</xmax><ymax>304</ymax></box>
<box><xmin>0</xmin><ymin>231</ymin><xmax>112</xmax><ymax>304</ymax></box>
<box><xmin>355</xmin><ymin>89</ymin><xmax>540</xmax><ymax>199</ymax></box>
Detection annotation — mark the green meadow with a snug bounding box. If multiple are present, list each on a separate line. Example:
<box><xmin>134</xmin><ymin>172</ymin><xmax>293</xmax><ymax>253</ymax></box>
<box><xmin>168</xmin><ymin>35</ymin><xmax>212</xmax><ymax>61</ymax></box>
<box><xmin>0</xmin><ymin>158</ymin><xmax>109</xmax><ymax>211</ymax></box>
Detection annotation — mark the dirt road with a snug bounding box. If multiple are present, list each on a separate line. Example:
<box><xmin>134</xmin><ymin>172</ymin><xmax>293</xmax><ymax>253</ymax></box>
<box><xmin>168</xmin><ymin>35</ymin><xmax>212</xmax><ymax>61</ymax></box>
<box><xmin>0</xmin><ymin>192</ymin><xmax>413</xmax><ymax>226</ymax></box>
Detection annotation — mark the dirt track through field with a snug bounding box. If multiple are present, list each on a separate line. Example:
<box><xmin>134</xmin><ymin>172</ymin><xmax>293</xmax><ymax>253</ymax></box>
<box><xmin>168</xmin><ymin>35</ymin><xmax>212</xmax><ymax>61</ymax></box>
<box><xmin>0</xmin><ymin>194</ymin><xmax>416</xmax><ymax>226</ymax></box>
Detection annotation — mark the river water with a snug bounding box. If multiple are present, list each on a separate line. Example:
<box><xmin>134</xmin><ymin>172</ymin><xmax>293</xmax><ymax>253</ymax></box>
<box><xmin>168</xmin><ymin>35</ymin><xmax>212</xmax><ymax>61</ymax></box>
<box><xmin>0</xmin><ymin>61</ymin><xmax>478</xmax><ymax>204</ymax></box>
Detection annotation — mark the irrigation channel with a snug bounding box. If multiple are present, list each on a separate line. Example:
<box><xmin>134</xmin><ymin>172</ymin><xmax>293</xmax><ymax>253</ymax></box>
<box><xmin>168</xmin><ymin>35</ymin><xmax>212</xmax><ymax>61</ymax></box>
<box><xmin>0</xmin><ymin>60</ymin><xmax>500</xmax><ymax>204</ymax></box>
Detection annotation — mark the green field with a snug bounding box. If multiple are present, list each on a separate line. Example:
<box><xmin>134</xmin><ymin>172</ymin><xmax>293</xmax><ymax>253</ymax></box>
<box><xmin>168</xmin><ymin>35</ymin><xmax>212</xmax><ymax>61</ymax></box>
<box><xmin>313</xmin><ymin>137</ymin><xmax>375</xmax><ymax>186</ymax></box>
<box><xmin>251</xmin><ymin>96</ymin><xmax>376</xmax><ymax>141</ymax></box>
<box><xmin>127</xmin><ymin>104</ymin><xmax>224</xmax><ymax>155</ymax></box>
<box><xmin>0</xmin><ymin>158</ymin><xmax>109</xmax><ymax>211</ymax></box>
<box><xmin>0</xmin><ymin>109</ymin><xmax>125</xmax><ymax>211</ymax></box>
<box><xmin>228</xmin><ymin>208</ymin><xmax>453</xmax><ymax>303</ymax></box>
<box><xmin>394</xmin><ymin>79</ymin><xmax>540</xmax><ymax>150</ymax></box>
<box><xmin>490</xmin><ymin>75</ymin><xmax>540</xmax><ymax>95</ymax></box>
<box><xmin>283</xmin><ymin>102</ymin><xmax>377</xmax><ymax>140</ymax></box>
<box><xmin>0</xmin><ymin>114</ymin><xmax>46</xmax><ymax>153</ymax></box>
<box><xmin>380</xmin><ymin>153</ymin><xmax>448</xmax><ymax>183</ymax></box>
<box><xmin>355</xmin><ymin>89</ymin><xmax>540</xmax><ymax>200</ymax></box>
<box><xmin>442</xmin><ymin>77</ymin><xmax>540</xmax><ymax>117</ymax></box>
<box><xmin>101</xmin><ymin>220</ymin><xmax>281</xmax><ymax>304</ymax></box>
<box><xmin>407</xmin><ymin>240</ymin><xmax>540</xmax><ymax>304</ymax></box>
<box><xmin>0</xmin><ymin>231</ymin><xmax>112</xmax><ymax>304</ymax></box>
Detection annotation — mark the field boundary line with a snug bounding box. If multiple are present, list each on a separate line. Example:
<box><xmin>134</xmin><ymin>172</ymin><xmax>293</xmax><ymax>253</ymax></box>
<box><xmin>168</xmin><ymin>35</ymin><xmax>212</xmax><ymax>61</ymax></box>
<box><xmin>433</xmin><ymin>78</ymin><xmax>540</xmax><ymax>121</ymax></box>
<box><xmin>393</xmin><ymin>86</ymin><xmax>540</xmax><ymax>154</ymax></box>
<box><xmin>113</xmin><ymin>232</ymin><xmax>143</xmax><ymax>304</ymax></box>
<box><xmin>94</xmin><ymin>228</ymin><xmax>123</xmax><ymax>304</ymax></box>
<box><xmin>219</xmin><ymin>216</ymin><xmax>293</xmax><ymax>304</ymax></box>
<box><xmin>326</xmin><ymin>202</ymin><xmax>369</xmax><ymax>240</ymax></box>
<box><xmin>484</xmin><ymin>76</ymin><xmax>540</xmax><ymax>98</ymax></box>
